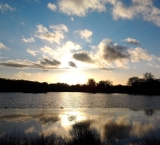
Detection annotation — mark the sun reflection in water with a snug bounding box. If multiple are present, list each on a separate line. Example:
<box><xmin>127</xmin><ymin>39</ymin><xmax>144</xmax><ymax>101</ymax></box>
<box><xmin>59</xmin><ymin>111</ymin><xmax>86</xmax><ymax>127</ymax></box>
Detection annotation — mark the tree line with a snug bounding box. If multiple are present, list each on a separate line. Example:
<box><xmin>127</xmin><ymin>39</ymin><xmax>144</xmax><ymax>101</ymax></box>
<box><xmin>0</xmin><ymin>72</ymin><xmax>160</xmax><ymax>95</ymax></box>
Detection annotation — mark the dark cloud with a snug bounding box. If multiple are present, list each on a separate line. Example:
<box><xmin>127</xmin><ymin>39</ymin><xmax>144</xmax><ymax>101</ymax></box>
<box><xmin>100</xmin><ymin>67</ymin><xmax>114</xmax><ymax>71</ymax></box>
<box><xmin>99</xmin><ymin>40</ymin><xmax>130</xmax><ymax>62</ymax></box>
<box><xmin>68</xmin><ymin>61</ymin><xmax>77</xmax><ymax>68</ymax></box>
<box><xmin>0</xmin><ymin>58</ymin><xmax>61</xmax><ymax>69</ymax></box>
<box><xmin>0</xmin><ymin>62</ymin><xmax>29</xmax><ymax>68</ymax></box>
<box><xmin>40</xmin><ymin>58</ymin><xmax>61</xmax><ymax>66</ymax></box>
<box><xmin>73</xmin><ymin>51</ymin><xmax>94</xmax><ymax>63</ymax></box>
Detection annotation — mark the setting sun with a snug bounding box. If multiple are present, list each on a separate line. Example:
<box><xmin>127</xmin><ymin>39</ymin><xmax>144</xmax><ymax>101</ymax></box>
<box><xmin>58</xmin><ymin>71</ymin><xmax>87</xmax><ymax>85</ymax></box>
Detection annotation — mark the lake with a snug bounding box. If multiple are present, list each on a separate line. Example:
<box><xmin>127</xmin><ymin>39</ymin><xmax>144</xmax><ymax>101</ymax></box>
<box><xmin>0</xmin><ymin>92</ymin><xmax>160</xmax><ymax>145</ymax></box>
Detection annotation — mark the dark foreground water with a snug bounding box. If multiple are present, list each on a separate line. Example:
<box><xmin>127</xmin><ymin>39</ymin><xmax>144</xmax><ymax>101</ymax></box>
<box><xmin>0</xmin><ymin>92</ymin><xmax>160</xmax><ymax>145</ymax></box>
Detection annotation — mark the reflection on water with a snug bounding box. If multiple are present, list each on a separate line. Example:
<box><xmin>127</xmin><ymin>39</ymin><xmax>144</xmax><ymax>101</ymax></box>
<box><xmin>0</xmin><ymin>108</ymin><xmax>160</xmax><ymax>144</ymax></box>
<box><xmin>1</xmin><ymin>92</ymin><xmax>160</xmax><ymax>109</ymax></box>
<box><xmin>1</xmin><ymin>92</ymin><xmax>160</xmax><ymax>144</ymax></box>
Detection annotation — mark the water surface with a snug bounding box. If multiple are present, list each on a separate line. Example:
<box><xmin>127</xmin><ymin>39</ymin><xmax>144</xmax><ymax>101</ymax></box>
<box><xmin>0</xmin><ymin>92</ymin><xmax>160</xmax><ymax>144</ymax></box>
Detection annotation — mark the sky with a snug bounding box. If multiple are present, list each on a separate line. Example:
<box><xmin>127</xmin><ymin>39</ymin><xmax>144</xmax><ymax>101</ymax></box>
<box><xmin>1</xmin><ymin>0</ymin><xmax>160</xmax><ymax>85</ymax></box>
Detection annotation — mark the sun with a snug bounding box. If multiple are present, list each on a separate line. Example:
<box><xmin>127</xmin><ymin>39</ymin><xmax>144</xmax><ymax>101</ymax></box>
<box><xmin>58</xmin><ymin>71</ymin><xmax>87</xmax><ymax>85</ymax></box>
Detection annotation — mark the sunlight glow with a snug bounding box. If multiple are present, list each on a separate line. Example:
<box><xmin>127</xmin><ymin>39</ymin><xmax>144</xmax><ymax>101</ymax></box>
<box><xmin>58</xmin><ymin>71</ymin><xmax>87</xmax><ymax>85</ymax></box>
<box><xmin>60</xmin><ymin>111</ymin><xmax>86</xmax><ymax>127</ymax></box>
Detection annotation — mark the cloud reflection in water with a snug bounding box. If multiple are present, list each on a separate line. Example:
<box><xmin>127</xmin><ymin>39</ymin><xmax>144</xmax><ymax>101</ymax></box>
<box><xmin>0</xmin><ymin>108</ymin><xmax>160</xmax><ymax>144</ymax></box>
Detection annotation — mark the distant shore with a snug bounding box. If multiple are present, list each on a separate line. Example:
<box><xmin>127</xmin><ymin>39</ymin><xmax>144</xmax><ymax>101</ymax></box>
<box><xmin>1</xmin><ymin>72</ymin><xmax>160</xmax><ymax>95</ymax></box>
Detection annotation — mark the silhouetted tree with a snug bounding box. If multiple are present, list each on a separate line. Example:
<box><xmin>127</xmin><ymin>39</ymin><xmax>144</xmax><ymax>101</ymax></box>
<box><xmin>87</xmin><ymin>78</ymin><xmax>96</xmax><ymax>87</ymax></box>
<box><xmin>87</xmin><ymin>78</ymin><xmax>96</xmax><ymax>93</ymax></box>
<box><xmin>1</xmin><ymin>72</ymin><xmax>160</xmax><ymax>95</ymax></box>
<box><xmin>97</xmin><ymin>80</ymin><xmax>113</xmax><ymax>93</ymax></box>
<box><xmin>143</xmin><ymin>72</ymin><xmax>154</xmax><ymax>81</ymax></box>
<box><xmin>127</xmin><ymin>77</ymin><xmax>140</xmax><ymax>86</ymax></box>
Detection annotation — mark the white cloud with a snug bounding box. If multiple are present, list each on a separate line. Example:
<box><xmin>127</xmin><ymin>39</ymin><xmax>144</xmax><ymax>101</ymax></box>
<box><xmin>47</xmin><ymin>3</ymin><xmax>57</xmax><ymax>11</ymax></box>
<box><xmin>112</xmin><ymin>1</ymin><xmax>135</xmax><ymax>20</ymax></box>
<box><xmin>0</xmin><ymin>3</ymin><xmax>16</xmax><ymax>12</ymax></box>
<box><xmin>50</xmin><ymin>41</ymin><xmax>83</xmax><ymax>68</ymax></box>
<box><xmin>26</xmin><ymin>48</ymin><xmax>37</xmax><ymax>56</ymax></box>
<box><xmin>50</xmin><ymin>24</ymin><xmax>68</xmax><ymax>32</ymax></box>
<box><xmin>40</xmin><ymin>46</ymin><xmax>54</xmax><ymax>55</ymax></box>
<box><xmin>74</xmin><ymin>29</ymin><xmax>93</xmax><ymax>42</ymax></box>
<box><xmin>0</xmin><ymin>42</ymin><xmax>9</xmax><ymax>50</ymax></box>
<box><xmin>112</xmin><ymin>0</ymin><xmax>160</xmax><ymax>27</ymax></box>
<box><xmin>62</xmin><ymin>41</ymin><xmax>81</xmax><ymax>51</ymax></box>
<box><xmin>58</xmin><ymin>0</ymin><xmax>106</xmax><ymax>17</ymax></box>
<box><xmin>102</xmin><ymin>0</ymin><xmax>117</xmax><ymax>5</ymax></box>
<box><xmin>22</xmin><ymin>37</ymin><xmax>35</xmax><ymax>43</ymax></box>
<box><xmin>46</xmin><ymin>41</ymin><xmax>81</xmax><ymax>59</ymax></box>
<box><xmin>94</xmin><ymin>38</ymin><xmax>158</xmax><ymax>69</ymax></box>
<box><xmin>15</xmin><ymin>71</ymin><xmax>31</xmax><ymax>77</ymax></box>
<box><xmin>71</xmin><ymin>17</ymin><xmax>74</xmax><ymax>21</ymax></box>
<box><xmin>35</xmin><ymin>24</ymin><xmax>68</xmax><ymax>44</ymax></box>
<box><xmin>9</xmin><ymin>40</ymin><xmax>14</xmax><ymax>43</ymax></box>
<box><xmin>55</xmin><ymin>41</ymin><xmax>81</xmax><ymax>57</ymax></box>
<box><xmin>21</xmin><ymin>22</ymin><xmax>25</xmax><ymax>26</ymax></box>
<box><xmin>54</xmin><ymin>41</ymin><xmax>82</xmax><ymax>56</ymax></box>
<box><xmin>123</xmin><ymin>38</ymin><xmax>140</xmax><ymax>44</ymax></box>
<box><xmin>128</xmin><ymin>47</ymin><xmax>153</xmax><ymax>62</ymax></box>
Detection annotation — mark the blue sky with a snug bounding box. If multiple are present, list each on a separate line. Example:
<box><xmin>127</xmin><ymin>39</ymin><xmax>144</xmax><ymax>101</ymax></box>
<box><xmin>0</xmin><ymin>0</ymin><xmax>160</xmax><ymax>85</ymax></box>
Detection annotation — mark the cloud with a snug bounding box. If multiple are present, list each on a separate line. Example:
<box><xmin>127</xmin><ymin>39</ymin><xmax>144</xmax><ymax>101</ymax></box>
<box><xmin>102</xmin><ymin>0</ymin><xmax>117</xmax><ymax>5</ymax></box>
<box><xmin>9</xmin><ymin>40</ymin><xmax>14</xmax><ymax>43</ymax></box>
<box><xmin>58</xmin><ymin>0</ymin><xmax>106</xmax><ymax>17</ymax></box>
<box><xmin>40</xmin><ymin>46</ymin><xmax>54</xmax><ymax>55</ymax></box>
<box><xmin>54</xmin><ymin>41</ymin><xmax>82</xmax><ymax>58</ymax></box>
<box><xmin>22</xmin><ymin>37</ymin><xmax>35</xmax><ymax>43</ymax></box>
<box><xmin>21</xmin><ymin>22</ymin><xmax>25</xmax><ymax>26</ymax></box>
<box><xmin>47</xmin><ymin>3</ymin><xmax>57</xmax><ymax>11</ymax></box>
<box><xmin>26</xmin><ymin>48</ymin><xmax>37</xmax><ymax>56</ymax></box>
<box><xmin>128</xmin><ymin>47</ymin><xmax>153</xmax><ymax>62</ymax></box>
<box><xmin>15</xmin><ymin>71</ymin><xmax>31</xmax><ymax>77</ymax></box>
<box><xmin>62</xmin><ymin>41</ymin><xmax>81</xmax><ymax>51</ymax></box>
<box><xmin>50</xmin><ymin>24</ymin><xmax>68</xmax><ymax>32</ymax></box>
<box><xmin>35</xmin><ymin>24</ymin><xmax>68</xmax><ymax>44</ymax></box>
<box><xmin>0</xmin><ymin>60</ymin><xmax>31</xmax><ymax>68</ymax></box>
<box><xmin>123</xmin><ymin>38</ymin><xmax>140</xmax><ymax>45</ymax></box>
<box><xmin>112</xmin><ymin>1</ymin><xmax>135</xmax><ymax>20</ymax></box>
<box><xmin>71</xmin><ymin>17</ymin><xmax>74</xmax><ymax>21</ymax></box>
<box><xmin>68</xmin><ymin>61</ymin><xmax>77</xmax><ymax>68</ymax></box>
<box><xmin>49</xmin><ymin>41</ymin><xmax>82</xmax><ymax>68</ymax></box>
<box><xmin>0</xmin><ymin>42</ymin><xmax>9</xmax><ymax>50</ymax></box>
<box><xmin>100</xmin><ymin>67</ymin><xmax>114</xmax><ymax>71</ymax></box>
<box><xmin>112</xmin><ymin>0</ymin><xmax>160</xmax><ymax>27</ymax></box>
<box><xmin>89</xmin><ymin>38</ymin><xmax>160</xmax><ymax>69</ymax></box>
<box><xmin>40</xmin><ymin>58</ymin><xmax>61</xmax><ymax>66</ymax></box>
<box><xmin>98</xmin><ymin>39</ymin><xmax>130</xmax><ymax>62</ymax></box>
<box><xmin>74</xmin><ymin>29</ymin><xmax>93</xmax><ymax>42</ymax></box>
<box><xmin>73</xmin><ymin>51</ymin><xmax>94</xmax><ymax>63</ymax></box>
<box><xmin>94</xmin><ymin>38</ymin><xmax>160</xmax><ymax>69</ymax></box>
<box><xmin>0</xmin><ymin>58</ymin><xmax>61</xmax><ymax>69</ymax></box>
<box><xmin>0</xmin><ymin>3</ymin><xmax>16</xmax><ymax>12</ymax></box>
